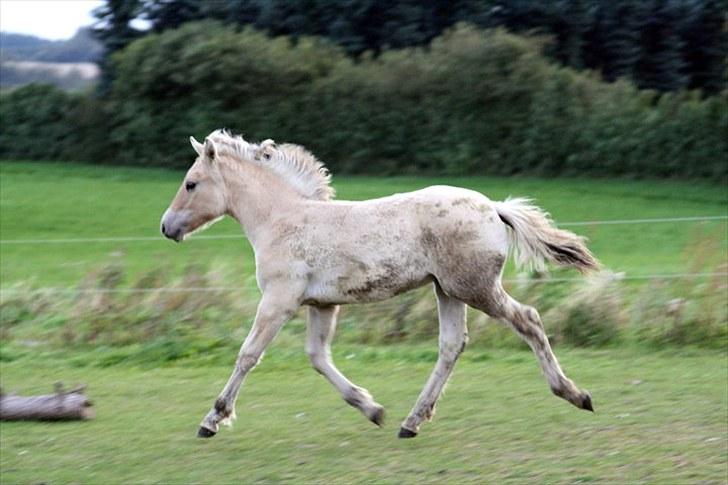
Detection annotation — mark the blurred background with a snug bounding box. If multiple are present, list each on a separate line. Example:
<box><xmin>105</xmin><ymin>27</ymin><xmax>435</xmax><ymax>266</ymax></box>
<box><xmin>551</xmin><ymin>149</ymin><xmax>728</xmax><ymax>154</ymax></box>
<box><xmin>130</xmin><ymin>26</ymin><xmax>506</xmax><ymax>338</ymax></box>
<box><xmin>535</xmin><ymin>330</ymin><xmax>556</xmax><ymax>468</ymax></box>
<box><xmin>1</xmin><ymin>1</ymin><xmax>726</xmax><ymax>483</ymax></box>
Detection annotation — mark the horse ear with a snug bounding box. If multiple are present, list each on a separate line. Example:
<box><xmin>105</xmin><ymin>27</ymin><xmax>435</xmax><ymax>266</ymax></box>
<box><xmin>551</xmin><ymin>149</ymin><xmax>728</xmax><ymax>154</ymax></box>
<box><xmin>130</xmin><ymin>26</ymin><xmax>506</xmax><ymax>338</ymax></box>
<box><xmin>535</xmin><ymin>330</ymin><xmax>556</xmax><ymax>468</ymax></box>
<box><xmin>203</xmin><ymin>137</ymin><xmax>217</xmax><ymax>162</ymax></box>
<box><xmin>190</xmin><ymin>136</ymin><xmax>204</xmax><ymax>156</ymax></box>
<box><xmin>256</xmin><ymin>139</ymin><xmax>276</xmax><ymax>161</ymax></box>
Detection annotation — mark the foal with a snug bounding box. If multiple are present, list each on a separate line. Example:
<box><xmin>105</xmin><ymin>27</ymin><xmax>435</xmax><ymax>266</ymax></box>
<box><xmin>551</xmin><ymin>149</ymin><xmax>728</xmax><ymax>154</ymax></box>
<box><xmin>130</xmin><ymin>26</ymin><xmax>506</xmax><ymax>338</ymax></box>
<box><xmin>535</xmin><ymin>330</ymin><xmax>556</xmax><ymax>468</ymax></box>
<box><xmin>161</xmin><ymin>130</ymin><xmax>598</xmax><ymax>439</ymax></box>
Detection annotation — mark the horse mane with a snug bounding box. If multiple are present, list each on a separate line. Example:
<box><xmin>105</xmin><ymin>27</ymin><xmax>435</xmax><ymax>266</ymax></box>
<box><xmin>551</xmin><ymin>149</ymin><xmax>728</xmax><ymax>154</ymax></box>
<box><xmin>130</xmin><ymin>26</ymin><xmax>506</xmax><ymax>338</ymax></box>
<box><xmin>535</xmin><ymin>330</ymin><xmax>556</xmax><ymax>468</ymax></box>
<box><xmin>207</xmin><ymin>129</ymin><xmax>335</xmax><ymax>201</ymax></box>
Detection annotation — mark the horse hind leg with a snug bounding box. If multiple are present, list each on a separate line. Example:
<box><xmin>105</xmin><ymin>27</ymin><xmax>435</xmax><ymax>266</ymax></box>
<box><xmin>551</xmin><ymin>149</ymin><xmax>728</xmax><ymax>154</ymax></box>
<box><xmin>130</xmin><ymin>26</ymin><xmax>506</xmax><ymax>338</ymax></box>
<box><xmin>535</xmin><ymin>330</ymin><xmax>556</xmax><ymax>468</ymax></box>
<box><xmin>475</xmin><ymin>285</ymin><xmax>593</xmax><ymax>412</ymax></box>
<box><xmin>399</xmin><ymin>283</ymin><xmax>468</xmax><ymax>438</ymax></box>
<box><xmin>306</xmin><ymin>305</ymin><xmax>385</xmax><ymax>427</ymax></box>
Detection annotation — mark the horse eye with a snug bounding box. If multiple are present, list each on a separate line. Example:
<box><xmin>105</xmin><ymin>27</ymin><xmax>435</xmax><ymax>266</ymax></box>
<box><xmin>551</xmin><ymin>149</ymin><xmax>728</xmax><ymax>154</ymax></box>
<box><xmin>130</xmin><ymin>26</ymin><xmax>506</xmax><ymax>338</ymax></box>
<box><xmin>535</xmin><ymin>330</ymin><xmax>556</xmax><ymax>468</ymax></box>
<box><xmin>185</xmin><ymin>181</ymin><xmax>197</xmax><ymax>192</ymax></box>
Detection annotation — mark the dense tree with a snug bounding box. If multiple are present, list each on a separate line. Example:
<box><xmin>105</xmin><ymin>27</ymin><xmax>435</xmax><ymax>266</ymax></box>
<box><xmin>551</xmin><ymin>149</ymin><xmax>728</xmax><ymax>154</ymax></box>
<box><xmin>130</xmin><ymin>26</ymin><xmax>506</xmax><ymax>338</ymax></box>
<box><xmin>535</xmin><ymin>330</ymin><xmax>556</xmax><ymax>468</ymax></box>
<box><xmin>679</xmin><ymin>0</ymin><xmax>726</xmax><ymax>93</ymax></box>
<box><xmin>586</xmin><ymin>1</ymin><xmax>643</xmax><ymax>82</ymax></box>
<box><xmin>549</xmin><ymin>0</ymin><xmax>591</xmax><ymax>69</ymax></box>
<box><xmin>129</xmin><ymin>0</ymin><xmax>725</xmax><ymax>94</ymax></box>
<box><xmin>142</xmin><ymin>0</ymin><xmax>203</xmax><ymax>32</ymax></box>
<box><xmin>490</xmin><ymin>0</ymin><xmax>724</xmax><ymax>93</ymax></box>
<box><xmin>636</xmin><ymin>0</ymin><xmax>688</xmax><ymax>92</ymax></box>
<box><xmin>92</xmin><ymin>0</ymin><xmax>144</xmax><ymax>93</ymax></box>
<box><xmin>137</xmin><ymin>0</ymin><xmax>487</xmax><ymax>56</ymax></box>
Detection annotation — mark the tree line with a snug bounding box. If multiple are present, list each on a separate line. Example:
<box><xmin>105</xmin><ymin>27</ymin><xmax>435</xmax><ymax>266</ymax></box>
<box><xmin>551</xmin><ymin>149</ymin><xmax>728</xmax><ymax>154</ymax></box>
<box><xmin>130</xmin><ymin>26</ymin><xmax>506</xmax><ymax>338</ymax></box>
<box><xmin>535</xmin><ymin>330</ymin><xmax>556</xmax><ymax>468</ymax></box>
<box><xmin>1</xmin><ymin>23</ymin><xmax>725</xmax><ymax>180</ymax></box>
<box><xmin>94</xmin><ymin>0</ymin><xmax>726</xmax><ymax>94</ymax></box>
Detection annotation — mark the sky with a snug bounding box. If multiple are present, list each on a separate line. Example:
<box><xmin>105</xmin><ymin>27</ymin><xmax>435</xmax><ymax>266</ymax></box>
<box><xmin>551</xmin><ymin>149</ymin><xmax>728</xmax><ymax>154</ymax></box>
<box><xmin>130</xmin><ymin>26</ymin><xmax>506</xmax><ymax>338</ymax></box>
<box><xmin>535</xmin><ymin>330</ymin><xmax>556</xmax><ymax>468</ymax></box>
<box><xmin>0</xmin><ymin>0</ymin><xmax>105</xmax><ymax>40</ymax></box>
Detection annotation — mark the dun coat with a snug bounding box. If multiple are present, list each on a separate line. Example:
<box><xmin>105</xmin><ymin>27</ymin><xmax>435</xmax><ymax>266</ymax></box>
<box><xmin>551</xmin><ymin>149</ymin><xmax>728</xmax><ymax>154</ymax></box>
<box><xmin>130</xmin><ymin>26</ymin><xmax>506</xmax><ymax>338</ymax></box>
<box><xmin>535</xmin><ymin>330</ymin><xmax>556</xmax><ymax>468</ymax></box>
<box><xmin>161</xmin><ymin>130</ymin><xmax>599</xmax><ymax>439</ymax></box>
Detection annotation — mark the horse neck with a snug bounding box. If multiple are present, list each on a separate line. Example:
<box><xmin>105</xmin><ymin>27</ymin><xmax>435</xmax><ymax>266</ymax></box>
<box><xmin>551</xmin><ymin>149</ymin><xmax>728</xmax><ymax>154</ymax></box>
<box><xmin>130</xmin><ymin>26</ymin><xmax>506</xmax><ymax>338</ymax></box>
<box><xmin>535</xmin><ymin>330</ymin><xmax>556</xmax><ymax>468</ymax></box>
<box><xmin>219</xmin><ymin>159</ymin><xmax>303</xmax><ymax>248</ymax></box>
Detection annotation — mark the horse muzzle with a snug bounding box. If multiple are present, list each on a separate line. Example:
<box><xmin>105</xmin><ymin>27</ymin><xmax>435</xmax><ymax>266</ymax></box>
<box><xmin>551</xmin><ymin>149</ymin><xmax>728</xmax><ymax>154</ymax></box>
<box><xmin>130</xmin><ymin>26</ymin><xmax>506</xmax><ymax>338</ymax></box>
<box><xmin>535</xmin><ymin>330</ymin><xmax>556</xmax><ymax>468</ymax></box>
<box><xmin>160</xmin><ymin>209</ymin><xmax>187</xmax><ymax>242</ymax></box>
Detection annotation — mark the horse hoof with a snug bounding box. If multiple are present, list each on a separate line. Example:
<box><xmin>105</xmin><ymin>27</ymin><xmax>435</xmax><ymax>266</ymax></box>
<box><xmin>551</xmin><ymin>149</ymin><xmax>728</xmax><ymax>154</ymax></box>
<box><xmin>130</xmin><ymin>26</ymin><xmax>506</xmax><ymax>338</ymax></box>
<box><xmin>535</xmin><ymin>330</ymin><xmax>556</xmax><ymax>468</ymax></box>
<box><xmin>197</xmin><ymin>426</ymin><xmax>217</xmax><ymax>438</ymax></box>
<box><xmin>581</xmin><ymin>394</ymin><xmax>594</xmax><ymax>412</ymax></box>
<box><xmin>398</xmin><ymin>427</ymin><xmax>417</xmax><ymax>439</ymax></box>
<box><xmin>370</xmin><ymin>407</ymin><xmax>386</xmax><ymax>427</ymax></box>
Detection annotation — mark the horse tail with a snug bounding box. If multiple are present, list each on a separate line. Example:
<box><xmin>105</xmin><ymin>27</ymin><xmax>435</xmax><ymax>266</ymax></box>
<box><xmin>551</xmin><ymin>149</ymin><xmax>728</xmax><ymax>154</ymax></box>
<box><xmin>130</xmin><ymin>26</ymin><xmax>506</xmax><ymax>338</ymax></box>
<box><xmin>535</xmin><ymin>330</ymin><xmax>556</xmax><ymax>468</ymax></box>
<box><xmin>493</xmin><ymin>198</ymin><xmax>600</xmax><ymax>273</ymax></box>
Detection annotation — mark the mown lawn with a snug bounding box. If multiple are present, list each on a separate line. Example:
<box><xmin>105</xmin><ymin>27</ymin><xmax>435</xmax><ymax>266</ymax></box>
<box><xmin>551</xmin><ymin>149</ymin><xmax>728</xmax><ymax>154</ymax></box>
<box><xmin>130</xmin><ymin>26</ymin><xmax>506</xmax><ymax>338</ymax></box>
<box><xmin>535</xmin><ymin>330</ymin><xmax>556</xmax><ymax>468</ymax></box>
<box><xmin>1</xmin><ymin>347</ymin><xmax>726</xmax><ymax>484</ymax></box>
<box><xmin>1</xmin><ymin>161</ymin><xmax>726</xmax><ymax>288</ymax></box>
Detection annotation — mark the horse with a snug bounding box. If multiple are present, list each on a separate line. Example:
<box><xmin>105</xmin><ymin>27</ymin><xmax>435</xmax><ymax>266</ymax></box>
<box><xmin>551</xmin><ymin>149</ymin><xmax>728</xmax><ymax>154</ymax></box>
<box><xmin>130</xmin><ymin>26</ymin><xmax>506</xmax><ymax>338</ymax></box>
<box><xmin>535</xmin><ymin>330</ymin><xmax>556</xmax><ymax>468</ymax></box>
<box><xmin>160</xmin><ymin>130</ymin><xmax>599</xmax><ymax>439</ymax></box>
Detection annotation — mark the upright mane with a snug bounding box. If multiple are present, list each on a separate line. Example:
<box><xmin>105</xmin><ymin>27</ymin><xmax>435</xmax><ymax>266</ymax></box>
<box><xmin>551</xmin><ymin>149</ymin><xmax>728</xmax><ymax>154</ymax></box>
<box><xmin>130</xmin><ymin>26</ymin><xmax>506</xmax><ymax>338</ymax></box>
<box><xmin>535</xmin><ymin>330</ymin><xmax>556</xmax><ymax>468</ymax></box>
<box><xmin>207</xmin><ymin>129</ymin><xmax>335</xmax><ymax>201</ymax></box>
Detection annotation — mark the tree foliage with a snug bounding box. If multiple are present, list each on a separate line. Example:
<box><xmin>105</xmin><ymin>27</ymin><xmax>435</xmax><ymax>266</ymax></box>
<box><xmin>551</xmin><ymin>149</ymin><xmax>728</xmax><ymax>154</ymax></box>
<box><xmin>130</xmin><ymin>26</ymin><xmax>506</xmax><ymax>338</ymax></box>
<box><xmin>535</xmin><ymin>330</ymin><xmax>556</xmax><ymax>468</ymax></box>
<box><xmin>3</xmin><ymin>23</ymin><xmax>725</xmax><ymax>181</ymax></box>
<box><xmin>92</xmin><ymin>0</ymin><xmax>145</xmax><ymax>93</ymax></box>
<box><xmin>119</xmin><ymin>0</ymin><xmax>726</xmax><ymax>94</ymax></box>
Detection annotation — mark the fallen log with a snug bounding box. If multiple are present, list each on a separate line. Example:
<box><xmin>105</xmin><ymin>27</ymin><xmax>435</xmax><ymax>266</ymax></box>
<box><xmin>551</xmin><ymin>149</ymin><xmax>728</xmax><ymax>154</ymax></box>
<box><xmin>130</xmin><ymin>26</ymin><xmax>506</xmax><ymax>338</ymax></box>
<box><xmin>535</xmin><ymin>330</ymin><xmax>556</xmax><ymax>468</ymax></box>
<box><xmin>0</xmin><ymin>382</ymin><xmax>94</xmax><ymax>421</ymax></box>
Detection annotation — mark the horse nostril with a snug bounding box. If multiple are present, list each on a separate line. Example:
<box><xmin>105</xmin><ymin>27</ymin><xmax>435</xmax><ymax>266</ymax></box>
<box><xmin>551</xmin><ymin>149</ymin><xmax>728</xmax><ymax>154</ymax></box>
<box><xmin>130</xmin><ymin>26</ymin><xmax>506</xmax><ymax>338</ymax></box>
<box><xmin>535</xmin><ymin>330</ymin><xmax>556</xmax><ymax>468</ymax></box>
<box><xmin>161</xmin><ymin>223</ymin><xmax>166</xmax><ymax>235</ymax></box>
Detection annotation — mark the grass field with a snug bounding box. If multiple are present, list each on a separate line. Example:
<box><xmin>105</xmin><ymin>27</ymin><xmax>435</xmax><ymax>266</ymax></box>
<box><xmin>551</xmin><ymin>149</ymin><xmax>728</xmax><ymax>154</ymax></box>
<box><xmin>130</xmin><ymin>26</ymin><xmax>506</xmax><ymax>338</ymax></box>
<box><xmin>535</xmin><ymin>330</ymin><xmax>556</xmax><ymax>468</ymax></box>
<box><xmin>1</xmin><ymin>347</ymin><xmax>727</xmax><ymax>484</ymax></box>
<box><xmin>1</xmin><ymin>161</ymin><xmax>727</xmax><ymax>483</ymax></box>
<box><xmin>1</xmin><ymin>161</ymin><xmax>726</xmax><ymax>288</ymax></box>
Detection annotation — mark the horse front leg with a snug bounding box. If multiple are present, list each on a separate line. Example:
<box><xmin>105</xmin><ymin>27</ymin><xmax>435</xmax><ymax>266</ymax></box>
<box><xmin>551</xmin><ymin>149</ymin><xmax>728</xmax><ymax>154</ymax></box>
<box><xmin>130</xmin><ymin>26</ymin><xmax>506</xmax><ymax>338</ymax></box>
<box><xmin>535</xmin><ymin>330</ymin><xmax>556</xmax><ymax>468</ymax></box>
<box><xmin>399</xmin><ymin>284</ymin><xmax>468</xmax><ymax>438</ymax></box>
<box><xmin>198</xmin><ymin>287</ymin><xmax>300</xmax><ymax>438</ymax></box>
<box><xmin>307</xmin><ymin>305</ymin><xmax>385</xmax><ymax>426</ymax></box>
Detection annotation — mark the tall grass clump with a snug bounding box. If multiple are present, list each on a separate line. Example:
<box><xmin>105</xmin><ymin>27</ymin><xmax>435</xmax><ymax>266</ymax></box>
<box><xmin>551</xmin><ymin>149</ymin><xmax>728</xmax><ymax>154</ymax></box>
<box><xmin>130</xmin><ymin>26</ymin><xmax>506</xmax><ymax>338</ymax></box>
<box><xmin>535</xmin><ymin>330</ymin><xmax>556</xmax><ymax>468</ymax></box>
<box><xmin>630</xmin><ymin>268</ymin><xmax>727</xmax><ymax>349</ymax></box>
<box><xmin>0</xmin><ymin>260</ymin><xmax>258</xmax><ymax>364</ymax></box>
<box><xmin>544</xmin><ymin>272</ymin><xmax>625</xmax><ymax>347</ymax></box>
<box><xmin>2</xmin><ymin>259</ymin><xmax>726</xmax><ymax>364</ymax></box>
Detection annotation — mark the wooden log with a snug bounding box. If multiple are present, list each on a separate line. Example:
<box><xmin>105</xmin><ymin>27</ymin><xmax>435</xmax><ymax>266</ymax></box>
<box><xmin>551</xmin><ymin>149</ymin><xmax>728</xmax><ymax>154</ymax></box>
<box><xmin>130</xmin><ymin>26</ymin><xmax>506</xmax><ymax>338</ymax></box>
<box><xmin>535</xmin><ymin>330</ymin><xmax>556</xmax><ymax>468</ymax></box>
<box><xmin>0</xmin><ymin>383</ymin><xmax>94</xmax><ymax>421</ymax></box>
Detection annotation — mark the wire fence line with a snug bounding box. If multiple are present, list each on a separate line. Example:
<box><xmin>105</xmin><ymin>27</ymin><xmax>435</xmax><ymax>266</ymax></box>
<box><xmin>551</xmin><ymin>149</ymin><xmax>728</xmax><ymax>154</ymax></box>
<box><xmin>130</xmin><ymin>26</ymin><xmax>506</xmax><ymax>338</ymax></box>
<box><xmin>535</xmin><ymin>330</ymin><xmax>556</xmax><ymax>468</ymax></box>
<box><xmin>1</xmin><ymin>214</ymin><xmax>725</xmax><ymax>296</ymax></box>
<box><xmin>1</xmin><ymin>272</ymin><xmax>725</xmax><ymax>296</ymax></box>
<box><xmin>0</xmin><ymin>215</ymin><xmax>726</xmax><ymax>245</ymax></box>
<box><xmin>558</xmin><ymin>215</ymin><xmax>728</xmax><ymax>227</ymax></box>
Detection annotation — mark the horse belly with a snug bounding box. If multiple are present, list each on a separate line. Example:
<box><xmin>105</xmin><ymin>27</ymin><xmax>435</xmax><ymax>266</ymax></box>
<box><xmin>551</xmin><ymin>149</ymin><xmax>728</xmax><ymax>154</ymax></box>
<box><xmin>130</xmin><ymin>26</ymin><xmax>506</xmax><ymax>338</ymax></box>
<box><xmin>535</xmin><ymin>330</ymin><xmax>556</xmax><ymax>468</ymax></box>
<box><xmin>304</xmin><ymin>264</ymin><xmax>433</xmax><ymax>305</ymax></box>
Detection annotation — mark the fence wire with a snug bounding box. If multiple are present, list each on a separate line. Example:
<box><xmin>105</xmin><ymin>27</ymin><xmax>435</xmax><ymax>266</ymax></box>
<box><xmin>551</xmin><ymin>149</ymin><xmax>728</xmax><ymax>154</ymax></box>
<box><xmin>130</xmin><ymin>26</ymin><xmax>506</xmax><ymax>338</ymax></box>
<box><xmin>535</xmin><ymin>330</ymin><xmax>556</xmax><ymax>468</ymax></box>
<box><xmin>0</xmin><ymin>215</ymin><xmax>725</xmax><ymax>245</ymax></box>
<box><xmin>1</xmin><ymin>214</ymin><xmax>725</xmax><ymax>296</ymax></box>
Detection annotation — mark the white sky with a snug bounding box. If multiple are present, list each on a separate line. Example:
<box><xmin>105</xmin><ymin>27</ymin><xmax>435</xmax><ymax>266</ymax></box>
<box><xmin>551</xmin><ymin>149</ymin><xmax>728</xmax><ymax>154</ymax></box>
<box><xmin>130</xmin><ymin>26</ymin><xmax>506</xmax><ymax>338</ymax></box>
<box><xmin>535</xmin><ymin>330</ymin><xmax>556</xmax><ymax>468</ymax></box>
<box><xmin>0</xmin><ymin>0</ymin><xmax>105</xmax><ymax>40</ymax></box>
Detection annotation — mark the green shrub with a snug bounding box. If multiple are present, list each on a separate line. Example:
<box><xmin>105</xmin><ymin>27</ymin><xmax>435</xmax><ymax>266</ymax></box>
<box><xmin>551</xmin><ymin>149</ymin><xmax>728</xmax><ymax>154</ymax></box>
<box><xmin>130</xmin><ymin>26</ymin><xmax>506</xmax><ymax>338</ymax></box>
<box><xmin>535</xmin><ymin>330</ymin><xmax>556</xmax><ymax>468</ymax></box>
<box><xmin>1</xmin><ymin>23</ymin><xmax>725</xmax><ymax>180</ymax></box>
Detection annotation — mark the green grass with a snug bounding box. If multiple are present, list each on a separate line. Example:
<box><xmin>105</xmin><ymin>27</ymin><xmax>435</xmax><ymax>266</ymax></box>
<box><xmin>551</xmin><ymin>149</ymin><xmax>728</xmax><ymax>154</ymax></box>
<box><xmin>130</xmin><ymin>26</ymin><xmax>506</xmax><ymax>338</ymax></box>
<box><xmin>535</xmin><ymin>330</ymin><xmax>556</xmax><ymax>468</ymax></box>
<box><xmin>1</xmin><ymin>161</ymin><xmax>726</xmax><ymax>483</ymax></box>
<box><xmin>1</xmin><ymin>347</ymin><xmax>726</xmax><ymax>484</ymax></box>
<box><xmin>1</xmin><ymin>161</ymin><xmax>726</xmax><ymax>288</ymax></box>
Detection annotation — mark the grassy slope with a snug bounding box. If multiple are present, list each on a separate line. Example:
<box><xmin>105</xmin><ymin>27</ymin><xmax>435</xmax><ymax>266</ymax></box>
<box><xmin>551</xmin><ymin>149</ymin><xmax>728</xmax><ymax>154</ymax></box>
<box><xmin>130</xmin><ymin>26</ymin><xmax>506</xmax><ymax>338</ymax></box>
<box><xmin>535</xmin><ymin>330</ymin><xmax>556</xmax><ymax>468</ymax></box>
<box><xmin>1</xmin><ymin>347</ymin><xmax>726</xmax><ymax>484</ymax></box>
<box><xmin>1</xmin><ymin>161</ymin><xmax>726</xmax><ymax>288</ymax></box>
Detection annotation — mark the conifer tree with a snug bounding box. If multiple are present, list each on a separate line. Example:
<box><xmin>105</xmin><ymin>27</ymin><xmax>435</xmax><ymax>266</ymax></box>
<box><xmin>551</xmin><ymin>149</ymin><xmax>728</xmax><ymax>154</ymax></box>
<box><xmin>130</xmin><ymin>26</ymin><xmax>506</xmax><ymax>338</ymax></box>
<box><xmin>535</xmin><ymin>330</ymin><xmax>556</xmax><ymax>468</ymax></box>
<box><xmin>636</xmin><ymin>0</ymin><xmax>688</xmax><ymax>91</ymax></box>
<box><xmin>92</xmin><ymin>0</ymin><xmax>144</xmax><ymax>94</ymax></box>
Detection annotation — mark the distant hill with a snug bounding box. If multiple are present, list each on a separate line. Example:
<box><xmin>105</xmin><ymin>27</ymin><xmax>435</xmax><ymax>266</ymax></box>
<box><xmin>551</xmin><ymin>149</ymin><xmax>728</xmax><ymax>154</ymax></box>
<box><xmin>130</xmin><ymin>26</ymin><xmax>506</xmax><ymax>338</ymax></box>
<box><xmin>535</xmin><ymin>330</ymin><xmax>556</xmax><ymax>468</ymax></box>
<box><xmin>1</xmin><ymin>29</ymin><xmax>102</xmax><ymax>91</ymax></box>
<box><xmin>1</xmin><ymin>28</ymin><xmax>103</xmax><ymax>63</ymax></box>
<box><xmin>1</xmin><ymin>61</ymin><xmax>99</xmax><ymax>91</ymax></box>
<box><xmin>0</xmin><ymin>32</ymin><xmax>54</xmax><ymax>60</ymax></box>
